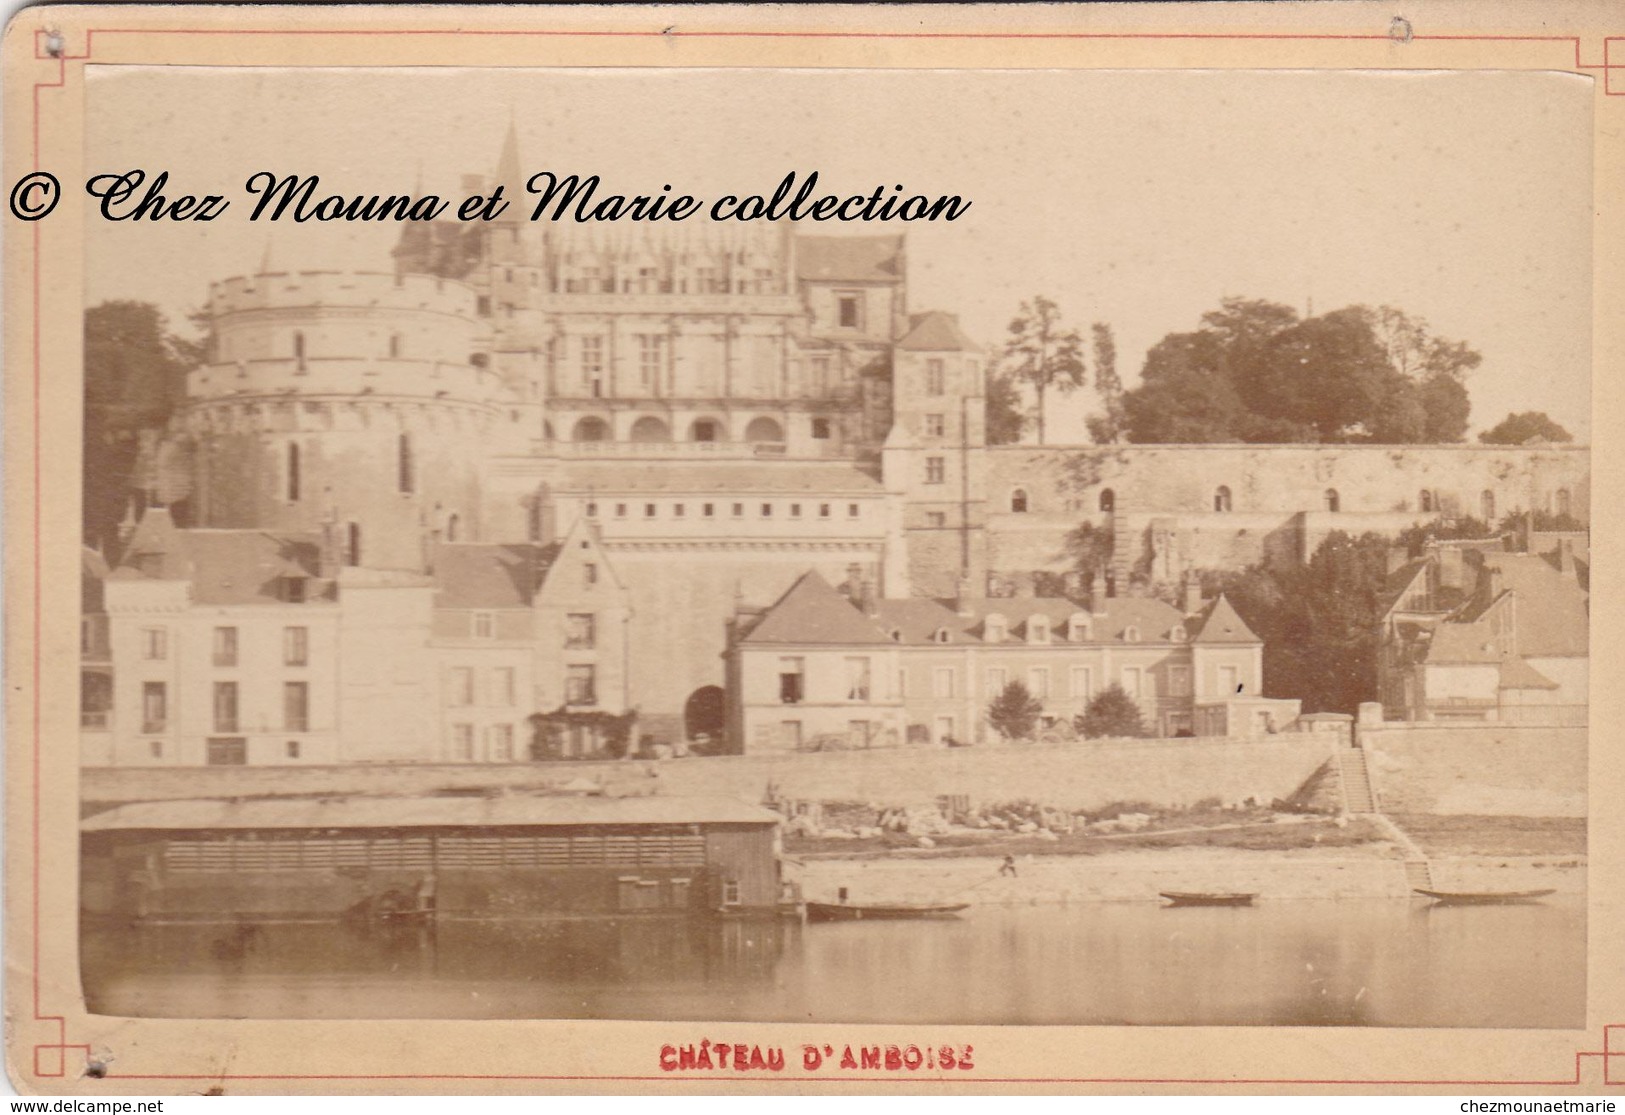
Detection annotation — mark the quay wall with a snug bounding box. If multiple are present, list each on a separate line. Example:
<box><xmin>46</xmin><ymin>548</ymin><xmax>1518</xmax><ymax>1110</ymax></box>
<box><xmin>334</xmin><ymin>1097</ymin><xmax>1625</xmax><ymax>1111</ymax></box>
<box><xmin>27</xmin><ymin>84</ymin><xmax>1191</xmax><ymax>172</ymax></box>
<box><xmin>83</xmin><ymin>735</ymin><xmax>1338</xmax><ymax>815</ymax></box>
<box><xmin>1360</xmin><ymin>724</ymin><xmax>1587</xmax><ymax>817</ymax></box>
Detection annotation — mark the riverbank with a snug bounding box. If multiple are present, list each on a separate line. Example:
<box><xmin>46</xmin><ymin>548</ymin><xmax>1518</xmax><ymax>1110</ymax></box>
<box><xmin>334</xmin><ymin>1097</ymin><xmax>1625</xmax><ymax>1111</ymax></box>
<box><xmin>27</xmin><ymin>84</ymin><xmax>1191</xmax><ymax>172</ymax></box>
<box><xmin>793</xmin><ymin>845</ymin><xmax>1586</xmax><ymax>904</ymax></box>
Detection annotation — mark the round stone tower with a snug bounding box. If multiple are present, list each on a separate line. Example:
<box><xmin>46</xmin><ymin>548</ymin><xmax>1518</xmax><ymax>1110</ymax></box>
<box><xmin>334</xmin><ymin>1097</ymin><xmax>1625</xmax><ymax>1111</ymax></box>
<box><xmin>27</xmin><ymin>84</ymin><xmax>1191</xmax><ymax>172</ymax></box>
<box><xmin>180</xmin><ymin>268</ymin><xmax>509</xmax><ymax>571</ymax></box>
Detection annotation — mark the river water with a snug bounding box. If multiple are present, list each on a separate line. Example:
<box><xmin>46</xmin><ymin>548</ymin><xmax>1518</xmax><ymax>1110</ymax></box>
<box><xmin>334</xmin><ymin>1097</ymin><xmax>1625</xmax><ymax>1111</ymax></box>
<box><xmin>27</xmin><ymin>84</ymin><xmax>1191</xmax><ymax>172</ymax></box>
<box><xmin>82</xmin><ymin>897</ymin><xmax>1585</xmax><ymax>1027</ymax></box>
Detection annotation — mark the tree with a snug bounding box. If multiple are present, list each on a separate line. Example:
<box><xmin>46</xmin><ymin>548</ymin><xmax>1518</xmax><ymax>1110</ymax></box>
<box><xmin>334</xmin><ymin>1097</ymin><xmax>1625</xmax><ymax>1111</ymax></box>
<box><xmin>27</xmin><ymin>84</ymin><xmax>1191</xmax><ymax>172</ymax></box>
<box><xmin>84</xmin><ymin>301</ymin><xmax>199</xmax><ymax>550</ymax></box>
<box><xmin>1119</xmin><ymin>298</ymin><xmax>1480</xmax><ymax>445</ymax></box>
<box><xmin>998</xmin><ymin>296</ymin><xmax>1087</xmax><ymax>445</ymax></box>
<box><xmin>1077</xmin><ymin>684</ymin><xmax>1146</xmax><ymax>739</ymax></box>
<box><xmin>1479</xmin><ymin>411</ymin><xmax>1573</xmax><ymax>445</ymax></box>
<box><xmin>987</xmin><ymin>680</ymin><xmax>1043</xmax><ymax>741</ymax></box>
<box><xmin>1207</xmin><ymin>530</ymin><xmax>1393</xmax><ymax>714</ymax></box>
<box><xmin>1063</xmin><ymin>521</ymin><xmax>1114</xmax><ymax>578</ymax></box>
<box><xmin>1121</xmin><ymin>330</ymin><xmax>1254</xmax><ymax>443</ymax></box>
<box><xmin>1085</xmin><ymin>322</ymin><xmax>1126</xmax><ymax>444</ymax></box>
<box><xmin>985</xmin><ymin>372</ymin><xmax>1026</xmax><ymax>445</ymax></box>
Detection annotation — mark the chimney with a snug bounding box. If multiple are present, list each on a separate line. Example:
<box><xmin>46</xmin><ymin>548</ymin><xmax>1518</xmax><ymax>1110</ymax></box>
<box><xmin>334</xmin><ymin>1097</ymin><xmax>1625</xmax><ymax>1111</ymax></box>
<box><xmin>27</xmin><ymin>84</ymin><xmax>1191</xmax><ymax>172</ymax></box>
<box><xmin>1558</xmin><ymin>538</ymin><xmax>1574</xmax><ymax>574</ymax></box>
<box><xmin>858</xmin><ymin>577</ymin><xmax>879</xmax><ymax>617</ymax></box>
<box><xmin>955</xmin><ymin>575</ymin><xmax>974</xmax><ymax>618</ymax></box>
<box><xmin>842</xmin><ymin>562</ymin><xmax>864</xmax><ymax>602</ymax></box>
<box><xmin>1089</xmin><ymin>571</ymin><xmax>1108</xmax><ymax>618</ymax></box>
<box><xmin>1184</xmin><ymin>577</ymin><xmax>1203</xmax><ymax>616</ymax></box>
<box><xmin>1063</xmin><ymin>570</ymin><xmax>1083</xmax><ymax>600</ymax></box>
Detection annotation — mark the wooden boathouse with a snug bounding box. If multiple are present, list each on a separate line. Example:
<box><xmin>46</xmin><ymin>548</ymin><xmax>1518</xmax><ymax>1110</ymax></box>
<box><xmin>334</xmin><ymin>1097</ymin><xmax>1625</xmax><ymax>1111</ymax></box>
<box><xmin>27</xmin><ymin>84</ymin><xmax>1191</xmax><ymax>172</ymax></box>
<box><xmin>82</xmin><ymin>794</ymin><xmax>784</xmax><ymax>921</ymax></box>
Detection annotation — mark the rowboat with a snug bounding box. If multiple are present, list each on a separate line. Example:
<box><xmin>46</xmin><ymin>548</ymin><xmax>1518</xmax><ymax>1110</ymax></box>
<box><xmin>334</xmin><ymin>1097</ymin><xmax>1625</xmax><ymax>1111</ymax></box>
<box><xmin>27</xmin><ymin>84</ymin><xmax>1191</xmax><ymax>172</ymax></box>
<box><xmin>805</xmin><ymin>900</ymin><xmax>969</xmax><ymax>923</ymax></box>
<box><xmin>1413</xmin><ymin>888</ymin><xmax>1556</xmax><ymax>905</ymax></box>
<box><xmin>1159</xmin><ymin>891</ymin><xmax>1257</xmax><ymax>907</ymax></box>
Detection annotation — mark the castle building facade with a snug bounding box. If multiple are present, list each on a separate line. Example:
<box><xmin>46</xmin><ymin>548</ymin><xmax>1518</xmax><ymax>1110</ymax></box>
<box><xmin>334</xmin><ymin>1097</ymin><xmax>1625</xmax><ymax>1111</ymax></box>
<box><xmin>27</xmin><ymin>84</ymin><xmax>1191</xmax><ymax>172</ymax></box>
<box><xmin>725</xmin><ymin>569</ymin><xmax>1298</xmax><ymax>751</ymax></box>
<box><xmin>86</xmin><ymin>135</ymin><xmax>1590</xmax><ymax>763</ymax></box>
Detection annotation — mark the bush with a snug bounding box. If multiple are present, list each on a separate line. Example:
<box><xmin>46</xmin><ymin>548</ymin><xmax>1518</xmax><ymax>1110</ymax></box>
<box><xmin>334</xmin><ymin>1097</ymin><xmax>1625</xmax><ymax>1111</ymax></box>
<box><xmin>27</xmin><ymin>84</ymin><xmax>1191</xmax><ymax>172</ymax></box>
<box><xmin>987</xmin><ymin>680</ymin><xmax>1044</xmax><ymax>741</ymax></box>
<box><xmin>1077</xmin><ymin>684</ymin><xmax>1147</xmax><ymax>739</ymax></box>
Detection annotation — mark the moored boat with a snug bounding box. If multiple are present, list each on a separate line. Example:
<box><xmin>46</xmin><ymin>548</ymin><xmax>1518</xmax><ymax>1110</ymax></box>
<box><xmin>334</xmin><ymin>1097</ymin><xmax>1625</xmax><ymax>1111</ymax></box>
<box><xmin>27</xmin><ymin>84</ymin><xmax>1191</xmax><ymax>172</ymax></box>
<box><xmin>1413</xmin><ymin>888</ymin><xmax>1556</xmax><ymax>905</ymax></box>
<box><xmin>805</xmin><ymin>900</ymin><xmax>969</xmax><ymax>922</ymax></box>
<box><xmin>1160</xmin><ymin>891</ymin><xmax>1257</xmax><ymax>907</ymax></box>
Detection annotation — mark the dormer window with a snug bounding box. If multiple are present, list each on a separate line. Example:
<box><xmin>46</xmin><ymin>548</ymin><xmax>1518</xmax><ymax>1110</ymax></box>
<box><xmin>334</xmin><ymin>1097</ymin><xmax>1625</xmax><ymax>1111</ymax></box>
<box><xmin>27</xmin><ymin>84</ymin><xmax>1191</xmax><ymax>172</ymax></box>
<box><xmin>1123</xmin><ymin>625</ymin><xmax>1140</xmax><ymax>643</ymax></box>
<box><xmin>1170</xmin><ymin>626</ymin><xmax>1187</xmax><ymax>643</ymax></box>
<box><xmin>472</xmin><ymin>612</ymin><xmax>494</xmax><ymax>639</ymax></box>
<box><xmin>1067</xmin><ymin>614</ymin><xmax>1091</xmax><ymax>642</ymax></box>
<box><xmin>1099</xmin><ymin>488</ymin><xmax>1115</xmax><ymax>513</ymax></box>
<box><xmin>1028</xmin><ymin>616</ymin><xmax>1051</xmax><ymax>645</ymax></box>
<box><xmin>934</xmin><ymin>627</ymin><xmax>952</xmax><ymax>644</ymax></box>
<box><xmin>1214</xmin><ymin>486</ymin><xmax>1232</xmax><ymax>513</ymax></box>
<box><xmin>1011</xmin><ymin>489</ymin><xmax>1029</xmax><ymax>514</ymax></box>
<box><xmin>281</xmin><ymin>576</ymin><xmax>308</xmax><ymax>604</ymax></box>
<box><xmin>984</xmin><ymin>614</ymin><xmax>1007</xmax><ymax>643</ymax></box>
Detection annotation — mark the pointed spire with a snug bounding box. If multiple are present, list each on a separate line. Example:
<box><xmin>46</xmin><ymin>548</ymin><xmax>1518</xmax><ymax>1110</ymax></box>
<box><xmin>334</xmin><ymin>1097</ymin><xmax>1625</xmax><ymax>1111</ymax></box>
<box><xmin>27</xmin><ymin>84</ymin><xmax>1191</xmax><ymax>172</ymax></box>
<box><xmin>493</xmin><ymin>113</ymin><xmax>525</xmax><ymax>225</ymax></box>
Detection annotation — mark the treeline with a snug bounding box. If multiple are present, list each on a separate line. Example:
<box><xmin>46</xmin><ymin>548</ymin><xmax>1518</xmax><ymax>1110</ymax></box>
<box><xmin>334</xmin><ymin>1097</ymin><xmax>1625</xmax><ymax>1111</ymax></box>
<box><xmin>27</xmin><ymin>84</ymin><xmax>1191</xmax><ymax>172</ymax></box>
<box><xmin>988</xmin><ymin>296</ymin><xmax>1490</xmax><ymax>446</ymax></box>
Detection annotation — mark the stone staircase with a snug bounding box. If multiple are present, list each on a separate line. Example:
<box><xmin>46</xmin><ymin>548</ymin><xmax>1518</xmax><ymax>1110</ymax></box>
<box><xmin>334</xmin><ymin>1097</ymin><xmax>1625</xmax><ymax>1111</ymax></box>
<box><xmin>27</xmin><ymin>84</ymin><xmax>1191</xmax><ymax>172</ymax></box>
<box><xmin>1110</xmin><ymin>509</ymin><xmax>1134</xmax><ymax>587</ymax></box>
<box><xmin>1403</xmin><ymin>859</ymin><xmax>1435</xmax><ymax>891</ymax></box>
<box><xmin>1339</xmin><ymin>744</ymin><xmax>1434</xmax><ymax>895</ymax></box>
<box><xmin>1337</xmin><ymin>748</ymin><xmax>1377</xmax><ymax>814</ymax></box>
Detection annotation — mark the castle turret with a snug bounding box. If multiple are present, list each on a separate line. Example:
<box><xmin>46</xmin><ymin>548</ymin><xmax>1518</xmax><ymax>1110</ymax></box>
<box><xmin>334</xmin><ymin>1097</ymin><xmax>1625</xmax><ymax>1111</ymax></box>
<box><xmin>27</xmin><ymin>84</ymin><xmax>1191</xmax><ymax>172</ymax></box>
<box><xmin>181</xmin><ymin>268</ymin><xmax>508</xmax><ymax>572</ymax></box>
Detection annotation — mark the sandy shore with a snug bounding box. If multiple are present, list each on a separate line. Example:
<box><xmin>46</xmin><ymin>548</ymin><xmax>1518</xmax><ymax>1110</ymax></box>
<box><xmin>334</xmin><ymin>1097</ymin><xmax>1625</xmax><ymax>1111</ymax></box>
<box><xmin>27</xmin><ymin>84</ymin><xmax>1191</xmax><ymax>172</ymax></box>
<box><xmin>794</xmin><ymin>846</ymin><xmax>1586</xmax><ymax>904</ymax></box>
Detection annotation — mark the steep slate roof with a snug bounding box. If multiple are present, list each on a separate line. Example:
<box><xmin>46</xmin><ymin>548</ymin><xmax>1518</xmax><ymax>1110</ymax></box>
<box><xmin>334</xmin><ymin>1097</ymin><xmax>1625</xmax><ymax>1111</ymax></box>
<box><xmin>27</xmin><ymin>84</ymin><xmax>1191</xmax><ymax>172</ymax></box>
<box><xmin>1378</xmin><ymin>559</ymin><xmax>1432</xmax><ymax>618</ymax></box>
<box><xmin>1188</xmin><ymin>594</ymin><xmax>1260</xmax><ymax>644</ymax></box>
<box><xmin>184</xmin><ymin>533</ymin><xmax>324</xmax><ymax>605</ymax></box>
<box><xmin>896</xmin><ymin>311</ymin><xmax>979</xmax><ymax>353</ymax></box>
<box><xmin>82</xmin><ymin>794</ymin><xmax>781</xmax><ymax>832</ymax></box>
<box><xmin>108</xmin><ymin>507</ymin><xmax>188</xmax><ymax>580</ymax></box>
<box><xmin>1467</xmin><ymin>553</ymin><xmax>1588</xmax><ymax>657</ymax></box>
<box><xmin>750</xmin><ymin>578</ymin><xmax>1195</xmax><ymax>648</ymax></box>
<box><xmin>555</xmin><ymin>462</ymin><xmax>883</xmax><ymax>494</ymax></box>
<box><xmin>431</xmin><ymin>543</ymin><xmax>554</xmax><ymax>609</ymax></box>
<box><xmin>795</xmin><ymin>234</ymin><xmax>904</xmax><ymax>283</ymax></box>
<box><xmin>738</xmin><ymin>571</ymin><xmax>894</xmax><ymax>646</ymax></box>
<box><xmin>110</xmin><ymin>511</ymin><xmax>326</xmax><ymax>605</ymax></box>
<box><xmin>1423</xmin><ymin>622</ymin><xmax>1501</xmax><ymax>664</ymax></box>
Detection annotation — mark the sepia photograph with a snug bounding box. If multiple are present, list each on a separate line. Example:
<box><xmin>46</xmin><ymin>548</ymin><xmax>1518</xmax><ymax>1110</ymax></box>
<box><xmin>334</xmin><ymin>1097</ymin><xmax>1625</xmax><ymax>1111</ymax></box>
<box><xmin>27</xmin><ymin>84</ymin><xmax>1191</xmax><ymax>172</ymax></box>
<box><xmin>68</xmin><ymin>62</ymin><xmax>1594</xmax><ymax>1034</ymax></box>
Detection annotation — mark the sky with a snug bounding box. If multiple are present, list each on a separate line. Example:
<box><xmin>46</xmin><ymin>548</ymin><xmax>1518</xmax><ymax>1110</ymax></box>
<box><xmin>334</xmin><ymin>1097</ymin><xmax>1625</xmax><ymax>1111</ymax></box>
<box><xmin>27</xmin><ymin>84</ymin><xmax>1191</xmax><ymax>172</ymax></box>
<box><xmin>84</xmin><ymin>66</ymin><xmax>1593</xmax><ymax>440</ymax></box>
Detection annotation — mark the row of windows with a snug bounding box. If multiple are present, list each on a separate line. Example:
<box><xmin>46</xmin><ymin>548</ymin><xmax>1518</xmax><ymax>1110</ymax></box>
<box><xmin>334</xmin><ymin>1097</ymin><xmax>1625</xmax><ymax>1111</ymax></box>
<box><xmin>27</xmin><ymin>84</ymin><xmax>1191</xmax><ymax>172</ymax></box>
<box><xmin>587</xmin><ymin>500</ymin><xmax>864</xmax><ymax>521</ymax></box>
<box><xmin>142</xmin><ymin>626</ymin><xmax>310</xmax><ymax>667</ymax></box>
<box><xmin>138</xmin><ymin>680</ymin><xmax>310</xmax><ymax>734</ymax></box>
<box><xmin>1006</xmin><ymin>486</ymin><xmax>1572</xmax><ymax>517</ymax></box>
<box><xmin>776</xmin><ymin>660</ymin><xmax>1212</xmax><ymax>704</ymax></box>
<box><xmin>137</xmin><ymin>738</ymin><xmax>307</xmax><ymax>763</ymax></box>
<box><xmin>566</xmin><ymin>415</ymin><xmax>819</xmax><ymax>443</ymax></box>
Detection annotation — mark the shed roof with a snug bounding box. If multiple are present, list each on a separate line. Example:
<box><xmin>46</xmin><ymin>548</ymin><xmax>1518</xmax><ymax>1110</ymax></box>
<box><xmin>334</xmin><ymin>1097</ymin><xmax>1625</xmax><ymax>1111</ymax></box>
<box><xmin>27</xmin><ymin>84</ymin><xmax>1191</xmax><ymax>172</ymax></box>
<box><xmin>82</xmin><ymin>794</ymin><xmax>781</xmax><ymax>832</ymax></box>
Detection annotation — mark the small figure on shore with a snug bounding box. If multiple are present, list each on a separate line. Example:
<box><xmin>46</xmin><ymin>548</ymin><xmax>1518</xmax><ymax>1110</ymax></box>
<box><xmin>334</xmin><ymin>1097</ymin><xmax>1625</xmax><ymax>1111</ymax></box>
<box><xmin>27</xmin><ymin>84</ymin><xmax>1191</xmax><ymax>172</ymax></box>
<box><xmin>999</xmin><ymin>855</ymin><xmax>1018</xmax><ymax>878</ymax></box>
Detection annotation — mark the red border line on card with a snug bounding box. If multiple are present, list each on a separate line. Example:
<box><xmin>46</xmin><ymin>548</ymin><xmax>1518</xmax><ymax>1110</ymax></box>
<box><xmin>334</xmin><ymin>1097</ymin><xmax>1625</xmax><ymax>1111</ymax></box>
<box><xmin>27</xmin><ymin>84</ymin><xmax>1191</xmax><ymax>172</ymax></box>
<box><xmin>22</xmin><ymin>21</ymin><xmax>1622</xmax><ymax>1086</ymax></box>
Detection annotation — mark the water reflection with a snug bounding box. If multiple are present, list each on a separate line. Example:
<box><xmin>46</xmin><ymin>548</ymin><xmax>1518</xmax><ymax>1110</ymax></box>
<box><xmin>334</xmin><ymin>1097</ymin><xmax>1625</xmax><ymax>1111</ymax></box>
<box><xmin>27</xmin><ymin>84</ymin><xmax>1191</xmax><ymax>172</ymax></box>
<box><xmin>82</xmin><ymin>897</ymin><xmax>1585</xmax><ymax>1027</ymax></box>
